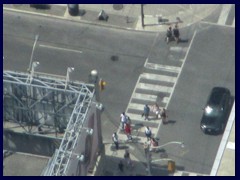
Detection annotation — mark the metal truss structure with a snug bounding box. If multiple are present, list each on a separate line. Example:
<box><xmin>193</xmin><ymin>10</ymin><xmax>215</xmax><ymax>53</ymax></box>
<box><xmin>3</xmin><ymin>70</ymin><xmax>95</xmax><ymax>176</ymax></box>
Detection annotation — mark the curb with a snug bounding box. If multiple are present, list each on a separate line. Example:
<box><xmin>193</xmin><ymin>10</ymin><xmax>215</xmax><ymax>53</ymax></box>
<box><xmin>3</xmin><ymin>7</ymin><xmax>158</xmax><ymax>34</ymax></box>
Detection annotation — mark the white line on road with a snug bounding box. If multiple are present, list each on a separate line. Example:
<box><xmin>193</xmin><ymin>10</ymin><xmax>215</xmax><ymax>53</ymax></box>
<box><xmin>132</xmin><ymin>93</ymin><xmax>157</xmax><ymax>102</ymax></box>
<box><xmin>141</xmin><ymin>73</ymin><xmax>177</xmax><ymax>83</ymax></box>
<box><xmin>39</xmin><ymin>44</ymin><xmax>83</xmax><ymax>54</ymax></box>
<box><xmin>170</xmin><ymin>46</ymin><xmax>188</xmax><ymax>52</ymax></box>
<box><xmin>232</xmin><ymin>17</ymin><xmax>235</xmax><ymax>27</ymax></box>
<box><xmin>217</xmin><ymin>4</ymin><xmax>232</xmax><ymax>25</ymax></box>
<box><xmin>136</xmin><ymin>83</ymin><xmax>173</xmax><ymax>93</ymax></box>
<box><xmin>226</xmin><ymin>142</ymin><xmax>235</xmax><ymax>150</ymax></box>
<box><xmin>145</xmin><ymin>62</ymin><xmax>180</xmax><ymax>73</ymax></box>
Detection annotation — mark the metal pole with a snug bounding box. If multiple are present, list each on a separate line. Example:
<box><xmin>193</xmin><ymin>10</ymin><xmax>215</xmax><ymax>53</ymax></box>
<box><xmin>146</xmin><ymin>141</ymin><xmax>184</xmax><ymax>175</ymax></box>
<box><xmin>28</xmin><ymin>34</ymin><xmax>39</xmax><ymax>72</ymax></box>
<box><xmin>90</xmin><ymin>70</ymin><xmax>103</xmax><ymax>150</ymax></box>
<box><xmin>141</xmin><ymin>4</ymin><xmax>144</xmax><ymax>28</ymax></box>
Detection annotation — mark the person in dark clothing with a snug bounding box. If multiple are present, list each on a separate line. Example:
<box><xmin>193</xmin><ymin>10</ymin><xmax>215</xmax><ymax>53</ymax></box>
<box><xmin>118</xmin><ymin>160</ymin><xmax>124</xmax><ymax>172</ymax></box>
<box><xmin>112</xmin><ymin>132</ymin><xmax>119</xmax><ymax>150</ymax></box>
<box><xmin>173</xmin><ymin>24</ymin><xmax>180</xmax><ymax>43</ymax></box>
<box><xmin>165</xmin><ymin>26</ymin><xmax>172</xmax><ymax>44</ymax></box>
<box><xmin>143</xmin><ymin>104</ymin><xmax>150</xmax><ymax>120</ymax></box>
<box><xmin>161</xmin><ymin>108</ymin><xmax>168</xmax><ymax>124</ymax></box>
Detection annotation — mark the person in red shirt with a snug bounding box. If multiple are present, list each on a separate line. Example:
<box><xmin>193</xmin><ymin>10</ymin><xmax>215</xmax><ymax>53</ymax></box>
<box><xmin>124</xmin><ymin>123</ymin><xmax>132</xmax><ymax>140</ymax></box>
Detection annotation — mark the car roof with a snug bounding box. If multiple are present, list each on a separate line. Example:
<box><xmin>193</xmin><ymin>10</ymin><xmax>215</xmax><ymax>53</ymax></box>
<box><xmin>208</xmin><ymin>87</ymin><xmax>230</xmax><ymax>106</ymax></box>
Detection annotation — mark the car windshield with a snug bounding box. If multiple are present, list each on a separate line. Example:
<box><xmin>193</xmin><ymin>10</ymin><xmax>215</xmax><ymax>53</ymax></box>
<box><xmin>204</xmin><ymin>106</ymin><xmax>222</xmax><ymax>117</ymax></box>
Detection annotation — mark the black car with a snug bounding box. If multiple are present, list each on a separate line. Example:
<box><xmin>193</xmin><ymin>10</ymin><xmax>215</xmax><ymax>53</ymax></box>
<box><xmin>200</xmin><ymin>87</ymin><xmax>231</xmax><ymax>134</ymax></box>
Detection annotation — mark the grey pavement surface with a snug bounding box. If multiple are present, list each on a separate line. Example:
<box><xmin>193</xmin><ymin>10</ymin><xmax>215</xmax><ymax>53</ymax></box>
<box><xmin>3</xmin><ymin>152</ymin><xmax>49</xmax><ymax>176</ymax></box>
<box><xmin>3</xmin><ymin>4</ymin><xmax>219</xmax><ymax>32</ymax></box>
<box><xmin>3</xmin><ymin>4</ymin><xmax>235</xmax><ymax>176</ymax></box>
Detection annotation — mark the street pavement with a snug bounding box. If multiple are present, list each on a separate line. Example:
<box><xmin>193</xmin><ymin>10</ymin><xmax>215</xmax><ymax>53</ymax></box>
<box><xmin>3</xmin><ymin>4</ymin><xmax>235</xmax><ymax>176</ymax></box>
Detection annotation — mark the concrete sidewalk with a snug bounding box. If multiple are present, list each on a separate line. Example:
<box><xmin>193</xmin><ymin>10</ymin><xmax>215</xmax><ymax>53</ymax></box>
<box><xmin>3</xmin><ymin>4</ymin><xmax>219</xmax><ymax>32</ymax></box>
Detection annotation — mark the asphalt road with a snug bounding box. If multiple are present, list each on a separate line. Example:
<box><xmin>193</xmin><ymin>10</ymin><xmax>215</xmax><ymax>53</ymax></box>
<box><xmin>3</xmin><ymin>8</ymin><xmax>235</xmax><ymax>175</ymax></box>
<box><xmin>156</xmin><ymin>23</ymin><xmax>235</xmax><ymax>174</ymax></box>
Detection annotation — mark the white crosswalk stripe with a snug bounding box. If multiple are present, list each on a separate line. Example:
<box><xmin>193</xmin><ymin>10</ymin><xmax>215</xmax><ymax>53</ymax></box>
<box><xmin>141</xmin><ymin>73</ymin><xmax>177</xmax><ymax>83</ymax></box>
<box><xmin>128</xmin><ymin>103</ymin><xmax>145</xmax><ymax>111</ymax></box>
<box><xmin>132</xmin><ymin>93</ymin><xmax>157</xmax><ymax>102</ymax></box>
<box><xmin>145</xmin><ymin>62</ymin><xmax>180</xmax><ymax>73</ymax></box>
<box><xmin>136</xmin><ymin>83</ymin><xmax>173</xmax><ymax>93</ymax></box>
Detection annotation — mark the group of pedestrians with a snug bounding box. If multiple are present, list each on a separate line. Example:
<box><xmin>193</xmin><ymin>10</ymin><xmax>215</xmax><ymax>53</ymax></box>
<box><xmin>142</xmin><ymin>104</ymin><xmax>168</xmax><ymax>124</ymax></box>
<box><xmin>112</xmin><ymin>106</ymin><xmax>168</xmax><ymax>173</ymax></box>
<box><xmin>165</xmin><ymin>24</ymin><xmax>180</xmax><ymax>44</ymax></box>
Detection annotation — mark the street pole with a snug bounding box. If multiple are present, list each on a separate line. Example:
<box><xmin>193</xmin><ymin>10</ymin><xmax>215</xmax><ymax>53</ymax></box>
<box><xmin>90</xmin><ymin>70</ymin><xmax>103</xmax><ymax>151</ymax></box>
<box><xmin>146</xmin><ymin>141</ymin><xmax>184</xmax><ymax>175</ymax></box>
<box><xmin>141</xmin><ymin>4</ymin><xmax>144</xmax><ymax>28</ymax></box>
<box><xmin>28</xmin><ymin>34</ymin><xmax>39</xmax><ymax>73</ymax></box>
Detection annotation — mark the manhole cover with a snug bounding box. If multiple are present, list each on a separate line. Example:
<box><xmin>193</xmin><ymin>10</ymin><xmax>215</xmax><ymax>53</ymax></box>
<box><xmin>113</xmin><ymin>4</ymin><xmax>123</xmax><ymax>10</ymax></box>
<box><xmin>111</xmin><ymin>55</ymin><xmax>119</xmax><ymax>61</ymax></box>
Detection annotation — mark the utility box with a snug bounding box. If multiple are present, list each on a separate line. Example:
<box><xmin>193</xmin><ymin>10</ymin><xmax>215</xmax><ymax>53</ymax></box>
<box><xmin>168</xmin><ymin>160</ymin><xmax>175</xmax><ymax>173</ymax></box>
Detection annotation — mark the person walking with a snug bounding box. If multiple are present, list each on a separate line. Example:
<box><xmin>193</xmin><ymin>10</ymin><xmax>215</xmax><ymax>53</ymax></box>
<box><xmin>152</xmin><ymin>103</ymin><xmax>161</xmax><ymax>119</ymax></box>
<box><xmin>124</xmin><ymin>122</ymin><xmax>132</xmax><ymax>140</ymax></box>
<box><xmin>149</xmin><ymin>137</ymin><xmax>159</xmax><ymax>152</ymax></box>
<box><xmin>145</xmin><ymin>126</ymin><xmax>152</xmax><ymax>141</ymax></box>
<box><xmin>118</xmin><ymin>160</ymin><xmax>124</xmax><ymax>172</ymax></box>
<box><xmin>165</xmin><ymin>26</ymin><xmax>172</xmax><ymax>44</ymax></box>
<box><xmin>112</xmin><ymin>132</ymin><xmax>119</xmax><ymax>150</ymax></box>
<box><xmin>120</xmin><ymin>112</ymin><xmax>127</xmax><ymax>130</ymax></box>
<box><xmin>142</xmin><ymin>104</ymin><xmax>150</xmax><ymax>120</ymax></box>
<box><xmin>124</xmin><ymin>149</ymin><xmax>133</xmax><ymax>168</ymax></box>
<box><xmin>173</xmin><ymin>24</ymin><xmax>180</xmax><ymax>44</ymax></box>
<box><xmin>161</xmin><ymin>108</ymin><xmax>168</xmax><ymax>124</ymax></box>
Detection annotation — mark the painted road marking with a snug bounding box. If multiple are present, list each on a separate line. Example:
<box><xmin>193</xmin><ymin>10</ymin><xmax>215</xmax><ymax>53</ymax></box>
<box><xmin>141</xmin><ymin>73</ymin><xmax>177</xmax><ymax>83</ymax></box>
<box><xmin>132</xmin><ymin>93</ymin><xmax>157</xmax><ymax>102</ymax></box>
<box><xmin>226</xmin><ymin>142</ymin><xmax>235</xmax><ymax>150</ymax></box>
<box><xmin>136</xmin><ymin>83</ymin><xmax>173</xmax><ymax>93</ymax></box>
<box><xmin>217</xmin><ymin>4</ymin><xmax>232</xmax><ymax>25</ymax></box>
<box><xmin>232</xmin><ymin>17</ymin><xmax>235</xmax><ymax>27</ymax></box>
<box><xmin>170</xmin><ymin>46</ymin><xmax>188</xmax><ymax>53</ymax></box>
<box><xmin>39</xmin><ymin>44</ymin><xmax>82</xmax><ymax>54</ymax></box>
<box><xmin>128</xmin><ymin>103</ymin><xmax>145</xmax><ymax>111</ymax></box>
<box><xmin>145</xmin><ymin>62</ymin><xmax>180</xmax><ymax>73</ymax></box>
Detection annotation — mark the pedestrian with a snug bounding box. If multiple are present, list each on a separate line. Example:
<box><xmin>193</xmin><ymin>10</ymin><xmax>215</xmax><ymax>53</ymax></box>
<box><xmin>145</xmin><ymin>126</ymin><xmax>152</xmax><ymax>141</ymax></box>
<box><xmin>124</xmin><ymin>122</ymin><xmax>132</xmax><ymax>140</ymax></box>
<box><xmin>161</xmin><ymin>108</ymin><xmax>168</xmax><ymax>124</ymax></box>
<box><xmin>124</xmin><ymin>149</ymin><xmax>133</xmax><ymax>168</ymax></box>
<box><xmin>149</xmin><ymin>137</ymin><xmax>159</xmax><ymax>152</ymax></box>
<box><xmin>118</xmin><ymin>160</ymin><xmax>124</xmax><ymax>172</ymax></box>
<box><xmin>152</xmin><ymin>103</ymin><xmax>161</xmax><ymax>119</ymax></box>
<box><xmin>165</xmin><ymin>26</ymin><xmax>172</xmax><ymax>44</ymax></box>
<box><xmin>120</xmin><ymin>112</ymin><xmax>127</xmax><ymax>130</ymax></box>
<box><xmin>142</xmin><ymin>104</ymin><xmax>150</xmax><ymax>120</ymax></box>
<box><xmin>173</xmin><ymin>24</ymin><xmax>180</xmax><ymax>44</ymax></box>
<box><xmin>112</xmin><ymin>132</ymin><xmax>119</xmax><ymax>150</ymax></box>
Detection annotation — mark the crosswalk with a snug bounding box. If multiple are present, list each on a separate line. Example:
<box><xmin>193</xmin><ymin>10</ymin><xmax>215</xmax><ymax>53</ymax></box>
<box><xmin>118</xmin><ymin>45</ymin><xmax>189</xmax><ymax>142</ymax></box>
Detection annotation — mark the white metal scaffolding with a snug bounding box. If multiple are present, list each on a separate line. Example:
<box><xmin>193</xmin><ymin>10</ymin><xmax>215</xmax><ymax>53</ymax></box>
<box><xmin>3</xmin><ymin>70</ymin><xmax>95</xmax><ymax>176</ymax></box>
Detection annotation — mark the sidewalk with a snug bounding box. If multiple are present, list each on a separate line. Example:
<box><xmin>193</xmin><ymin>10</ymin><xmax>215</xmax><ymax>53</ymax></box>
<box><xmin>3</xmin><ymin>4</ymin><xmax>219</xmax><ymax>32</ymax></box>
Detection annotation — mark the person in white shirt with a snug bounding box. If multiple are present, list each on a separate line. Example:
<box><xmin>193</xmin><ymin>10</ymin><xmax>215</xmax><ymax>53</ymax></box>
<box><xmin>120</xmin><ymin>112</ymin><xmax>127</xmax><ymax>130</ymax></box>
<box><xmin>145</xmin><ymin>126</ymin><xmax>152</xmax><ymax>140</ymax></box>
